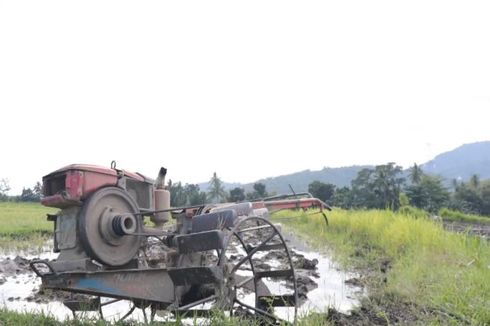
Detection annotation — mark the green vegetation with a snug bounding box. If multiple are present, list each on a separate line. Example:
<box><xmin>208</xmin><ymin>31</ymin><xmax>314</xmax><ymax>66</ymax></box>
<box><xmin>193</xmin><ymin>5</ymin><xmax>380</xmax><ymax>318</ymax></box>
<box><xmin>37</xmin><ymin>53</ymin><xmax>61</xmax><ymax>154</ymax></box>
<box><xmin>272</xmin><ymin>209</ymin><xmax>490</xmax><ymax>325</ymax></box>
<box><xmin>439</xmin><ymin>207</ymin><xmax>490</xmax><ymax>225</ymax></box>
<box><xmin>308</xmin><ymin>181</ymin><xmax>335</xmax><ymax>204</ymax></box>
<box><xmin>0</xmin><ymin>202</ymin><xmax>55</xmax><ymax>251</ymax></box>
<box><xmin>312</xmin><ymin>163</ymin><xmax>490</xmax><ymax>223</ymax></box>
<box><xmin>1</xmin><ymin>203</ymin><xmax>489</xmax><ymax>324</ymax></box>
<box><xmin>0</xmin><ymin>308</ymin><xmax>287</xmax><ymax>326</ymax></box>
<box><xmin>450</xmin><ymin>178</ymin><xmax>490</xmax><ymax>216</ymax></box>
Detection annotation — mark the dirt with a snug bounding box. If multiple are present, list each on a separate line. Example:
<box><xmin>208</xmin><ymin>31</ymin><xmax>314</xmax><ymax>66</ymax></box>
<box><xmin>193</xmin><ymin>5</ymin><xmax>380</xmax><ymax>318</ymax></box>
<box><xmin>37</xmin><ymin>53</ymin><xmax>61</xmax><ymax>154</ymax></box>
<box><xmin>0</xmin><ymin>256</ymin><xmax>31</xmax><ymax>276</ymax></box>
<box><xmin>0</xmin><ymin>229</ymin><xmax>363</xmax><ymax>322</ymax></box>
<box><xmin>442</xmin><ymin>220</ymin><xmax>490</xmax><ymax>238</ymax></box>
<box><xmin>323</xmin><ymin>299</ymin><xmax>426</xmax><ymax>326</ymax></box>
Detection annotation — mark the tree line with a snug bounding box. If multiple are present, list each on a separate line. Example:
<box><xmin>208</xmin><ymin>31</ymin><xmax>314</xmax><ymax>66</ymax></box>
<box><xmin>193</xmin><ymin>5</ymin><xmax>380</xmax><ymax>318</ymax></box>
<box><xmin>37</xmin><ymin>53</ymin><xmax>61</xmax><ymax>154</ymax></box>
<box><xmin>0</xmin><ymin>179</ymin><xmax>43</xmax><ymax>202</ymax></box>
<box><xmin>0</xmin><ymin>174</ymin><xmax>271</xmax><ymax>206</ymax></box>
<box><xmin>167</xmin><ymin>172</ymin><xmax>269</xmax><ymax>206</ymax></box>
<box><xmin>308</xmin><ymin>163</ymin><xmax>490</xmax><ymax>217</ymax></box>
<box><xmin>2</xmin><ymin>165</ymin><xmax>490</xmax><ymax>218</ymax></box>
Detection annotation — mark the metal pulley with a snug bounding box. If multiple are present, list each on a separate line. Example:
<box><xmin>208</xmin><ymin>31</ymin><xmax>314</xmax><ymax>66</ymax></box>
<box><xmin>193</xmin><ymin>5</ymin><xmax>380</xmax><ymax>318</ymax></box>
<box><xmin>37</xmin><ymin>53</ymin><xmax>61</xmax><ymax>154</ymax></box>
<box><xmin>78</xmin><ymin>187</ymin><xmax>142</xmax><ymax>266</ymax></box>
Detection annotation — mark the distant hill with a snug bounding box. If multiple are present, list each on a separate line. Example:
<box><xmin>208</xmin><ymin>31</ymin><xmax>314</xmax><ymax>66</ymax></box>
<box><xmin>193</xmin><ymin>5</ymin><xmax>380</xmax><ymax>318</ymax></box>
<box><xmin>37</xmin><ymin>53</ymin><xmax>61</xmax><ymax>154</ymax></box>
<box><xmin>421</xmin><ymin>141</ymin><xmax>490</xmax><ymax>182</ymax></box>
<box><xmin>198</xmin><ymin>166</ymin><xmax>371</xmax><ymax>194</ymax></box>
<box><xmin>242</xmin><ymin>166</ymin><xmax>372</xmax><ymax>194</ymax></box>
<box><xmin>197</xmin><ymin>141</ymin><xmax>490</xmax><ymax>194</ymax></box>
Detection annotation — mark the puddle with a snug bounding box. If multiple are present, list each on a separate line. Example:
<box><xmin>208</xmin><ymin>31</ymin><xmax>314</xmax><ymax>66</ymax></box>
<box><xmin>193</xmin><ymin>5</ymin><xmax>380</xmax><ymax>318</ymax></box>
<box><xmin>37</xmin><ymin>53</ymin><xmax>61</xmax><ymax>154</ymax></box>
<box><xmin>0</xmin><ymin>230</ymin><xmax>363</xmax><ymax>322</ymax></box>
<box><xmin>281</xmin><ymin>229</ymin><xmax>363</xmax><ymax>315</ymax></box>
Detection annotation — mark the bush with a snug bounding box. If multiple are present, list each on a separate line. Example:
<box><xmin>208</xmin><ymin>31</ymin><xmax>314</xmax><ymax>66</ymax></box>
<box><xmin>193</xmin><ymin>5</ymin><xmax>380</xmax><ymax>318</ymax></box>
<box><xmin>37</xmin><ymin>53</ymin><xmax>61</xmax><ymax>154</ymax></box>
<box><xmin>398</xmin><ymin>205</ymin><xmax>429</xmax><ymax>219</ymax></box>
<box><xmin>438</xmin><ymin>207</ymin><xmax>490</xmax><ymax>224</ymax></box>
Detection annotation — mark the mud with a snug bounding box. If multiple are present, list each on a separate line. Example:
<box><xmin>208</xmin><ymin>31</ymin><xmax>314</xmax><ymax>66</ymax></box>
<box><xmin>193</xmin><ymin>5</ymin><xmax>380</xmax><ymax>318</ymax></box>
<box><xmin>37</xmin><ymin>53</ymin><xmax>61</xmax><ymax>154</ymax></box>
<box><xmin>0</xmin><ymin>256</ymin><xmax>31</xmax><ymax>277</ymax></box>
<box><xmin>0</xmin><ymin>231</ymin><xmax>363</xmax><ymax>322</ymax></box>
<box><xmin>442</xmin><ymin>220</ymin><xmax>490</xmax><ymax>238</ymax></box>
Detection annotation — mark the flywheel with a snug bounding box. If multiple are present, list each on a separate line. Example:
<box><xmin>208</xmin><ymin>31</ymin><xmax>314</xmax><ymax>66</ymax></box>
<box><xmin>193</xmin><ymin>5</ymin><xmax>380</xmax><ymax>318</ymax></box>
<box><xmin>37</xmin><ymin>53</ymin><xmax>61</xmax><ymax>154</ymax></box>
<box><xmin>78</xmin><ymin>187</ymin><xmax>143</xmax><ymax>266</ymax></box>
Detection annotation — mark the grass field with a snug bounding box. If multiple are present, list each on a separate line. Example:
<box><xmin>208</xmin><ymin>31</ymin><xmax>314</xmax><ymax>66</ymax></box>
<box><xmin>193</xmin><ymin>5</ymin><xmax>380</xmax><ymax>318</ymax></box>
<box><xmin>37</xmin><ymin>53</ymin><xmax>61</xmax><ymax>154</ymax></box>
<box><xmin>439</xmin><ymin>207</ymin><xmax>490</xmax><ymax>225</ymax></box>
<box><xmin>1</xmin><ymin>203</ymin><xmax>489</xmax><ymax>325</ymax></box>
<box><xmin>272</xmin><ymin>209</ymin><xmax>490</xmax><ymax>325</ymax></box>
<box><xmin>0</xmin><ymin>202</ymin><xmax>56</xmax><ymax>251</ymax></box>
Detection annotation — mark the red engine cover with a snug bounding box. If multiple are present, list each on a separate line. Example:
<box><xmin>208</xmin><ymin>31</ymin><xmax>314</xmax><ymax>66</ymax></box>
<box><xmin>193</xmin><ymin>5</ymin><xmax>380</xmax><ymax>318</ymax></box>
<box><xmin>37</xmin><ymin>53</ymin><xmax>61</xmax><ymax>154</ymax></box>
<box><xmin>41</xmin><ymin>164</ymin><xmax>145</xmax><ymax>208</ymax></box>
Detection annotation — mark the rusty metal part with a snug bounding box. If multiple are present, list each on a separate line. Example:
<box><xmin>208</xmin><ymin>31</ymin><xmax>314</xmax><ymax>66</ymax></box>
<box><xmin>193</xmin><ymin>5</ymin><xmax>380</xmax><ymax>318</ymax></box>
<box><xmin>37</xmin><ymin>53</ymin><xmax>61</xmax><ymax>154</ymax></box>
<box><xmin>219</xmin><ymin>216</ymin><xmax>298</xmax><ymax>323</ymax></box>
<box><xmin>153</xmin><ymin>167</ymin><xmax>171</xmax><ymax>226</ymax></box>
<box><xmin>32</xmin><ymin>164</ymin><xmax>318</xmax><ymax>324</ymax></box>
<box><xmin>41</xmin><ymin>268</ymin><xmax>175</xmax><ymax>305</ymax></box>
<box><xmin>79</xmin><ymin>187</ymin><xmax>143</xmax><ymax>266</ymax></box>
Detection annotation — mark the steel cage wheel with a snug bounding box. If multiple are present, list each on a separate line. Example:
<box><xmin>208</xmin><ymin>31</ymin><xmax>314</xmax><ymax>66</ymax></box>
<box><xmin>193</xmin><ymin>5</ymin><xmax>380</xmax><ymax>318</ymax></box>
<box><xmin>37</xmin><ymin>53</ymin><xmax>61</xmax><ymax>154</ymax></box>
<box><xmin>218</xmin><ymin>216</ymin><xmax>298</xmax><ymax>324</ymax></box>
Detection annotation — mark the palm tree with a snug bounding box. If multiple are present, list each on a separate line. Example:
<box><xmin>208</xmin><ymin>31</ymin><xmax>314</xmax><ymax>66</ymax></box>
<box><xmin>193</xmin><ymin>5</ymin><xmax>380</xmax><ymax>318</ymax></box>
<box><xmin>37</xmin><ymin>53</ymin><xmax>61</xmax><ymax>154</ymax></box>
<box><xmin>208</xmin><ymin>172</ymin><xmax>226</xmax><ymax>203</ymax></box>
<box><xmin>408</xmin><ymin>163</ymin><xmax>423</xmax><ymax>184</ymax></box>
<box><xmin>470</xmin><ymin>174</ymin><xmax>480</xmax><ymax>189</ymax></box>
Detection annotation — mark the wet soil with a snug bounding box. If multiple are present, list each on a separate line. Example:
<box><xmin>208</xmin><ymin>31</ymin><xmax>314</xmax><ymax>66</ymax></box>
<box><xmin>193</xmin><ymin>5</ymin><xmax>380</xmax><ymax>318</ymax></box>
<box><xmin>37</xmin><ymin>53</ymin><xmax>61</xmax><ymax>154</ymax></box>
<box><xmin>442</xmin><ymin>220</ymin><xmax>490</xmax><ymax>239</ymax></box>
<box><xmin>0</xmin><ymin>232</ymin><xmax>363</xmax><ymax>322</ymax></box>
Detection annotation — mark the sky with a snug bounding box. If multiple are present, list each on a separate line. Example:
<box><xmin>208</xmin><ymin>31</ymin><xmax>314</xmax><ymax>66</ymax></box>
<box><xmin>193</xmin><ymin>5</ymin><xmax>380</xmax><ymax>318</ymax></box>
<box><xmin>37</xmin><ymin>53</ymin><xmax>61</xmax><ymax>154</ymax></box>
<box><xmin>1</xmin><ymin>0</ymin><xmax>489</xmax><ymax>195</ymax></box>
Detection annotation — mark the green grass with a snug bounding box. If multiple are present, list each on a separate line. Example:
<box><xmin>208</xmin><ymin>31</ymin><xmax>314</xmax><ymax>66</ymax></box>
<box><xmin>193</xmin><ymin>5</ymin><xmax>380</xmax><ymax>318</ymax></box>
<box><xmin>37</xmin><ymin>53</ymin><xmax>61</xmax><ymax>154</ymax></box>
<box><xmin>0</xmin><ymin>308</ymin><xmax>289</xmax><ymax>326</ymax></box>
<box><xmin>2</xmin><ymin>203</ymin><xmax>489</xmax><ymax>324</ymax></box>
<box><xmin>272</xmin><ymin>209</ymin><xmax>490</xmax><ymax>325</ymax></box>
<box><xmin>0</xmin><ymin>202</ymin><xmax>56</xmax><ymax>251</ymax></box>
<box><xmin>439</xmin><ymin>207</ymin><xmax>490</xmax><ymax>225</ymax></box>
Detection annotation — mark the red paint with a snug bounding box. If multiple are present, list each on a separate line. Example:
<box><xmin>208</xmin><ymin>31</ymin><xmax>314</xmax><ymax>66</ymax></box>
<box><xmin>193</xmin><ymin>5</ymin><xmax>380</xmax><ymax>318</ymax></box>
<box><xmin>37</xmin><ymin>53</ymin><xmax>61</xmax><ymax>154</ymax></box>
<box><xmin>263</xmin><ymin>198</ymin><xmax>328</xmax><ymax>211</ymax></box>
<box><xmin>41</xmin><ymin>164</ymin><xmax>145</xmax><ymax>208</ymax></box>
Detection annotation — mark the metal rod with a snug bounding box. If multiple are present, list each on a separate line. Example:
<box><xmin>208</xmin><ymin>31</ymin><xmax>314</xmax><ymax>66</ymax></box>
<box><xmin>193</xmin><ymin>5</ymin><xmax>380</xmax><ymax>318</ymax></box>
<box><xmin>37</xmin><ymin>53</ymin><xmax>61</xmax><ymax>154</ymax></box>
<box><xmin>132</xmin><ymin>204</ymin><xmax>206</xmax><ymax>216</ymax></box>
<box><xmin>119</xmin><ymin>305</ymin><xmax>136</xmax><ymax>321</ymax></box>
<box><xmin>236</xmin><ymin>276</ymin><xmax>254</xmax><ymax>288</ymax></box>
<box><xmin>236</xmin><ymin>224</ymin><xmax>272</xmax><ymax>233</ymax></box>
<box><xmin>176</xmin><ymin>295</ymin><xmax>217</xmax><ymax>311</ymax></box>
<box><xmin>142</xmin><ymin>307</ymin><xmax>148</xmax><ymax>324</ymax></box>
<box><xmin>231</xmin><ymin>231</ymin><xmax>277</xmax><ymax>274</ymax></box>
<box><xmin>100</xmin><ymin>298</ymin><xmax>121</xmax><ymax>307</ymax></box>
<box><xmin>234</xmin><ymin>298</ymin><xmax>281</xmax><ymax>323</ymax></box>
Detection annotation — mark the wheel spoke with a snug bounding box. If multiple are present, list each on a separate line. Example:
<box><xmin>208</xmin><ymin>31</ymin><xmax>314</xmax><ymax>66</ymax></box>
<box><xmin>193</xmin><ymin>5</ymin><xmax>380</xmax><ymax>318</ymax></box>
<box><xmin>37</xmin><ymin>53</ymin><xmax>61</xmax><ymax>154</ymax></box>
<box><xmin>231</xmin><ymin>231</ymin><xmax>277</xmax><ymax>274</ymax></box>
<box><xmin>234</xmin><ymin>298</ymin><xmax>285</xmax><ymax>323</ymax></box>
<box><xmin>118</xmin><ymin>305</ymin><xmax>136</xmax><ymax>322</ymax></box>
<box><xmin>235</xmin><ymin>275</ymin><xmax>254</xmax><ymax>289</ymax></box>
<box><xmin>100</xmin><ymin>298</ymin><xmax>121</xmax><ymax>307</ymax></box>
<box><xmin>177</xmin><ymin>294</ymin><xmax>217</xmax><ymax>311</ymax></box>
<box><xmin>142</xmin><ymin>307</ymin><xmax>148</xmax><ymax>324</ymax></box>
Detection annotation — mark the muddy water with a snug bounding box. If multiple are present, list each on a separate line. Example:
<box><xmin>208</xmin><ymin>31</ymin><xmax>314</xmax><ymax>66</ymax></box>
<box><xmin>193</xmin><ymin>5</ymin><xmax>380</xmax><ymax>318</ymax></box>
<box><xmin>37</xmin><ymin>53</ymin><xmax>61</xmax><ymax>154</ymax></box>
<box><xmin>281</xmin><ymin>229</ymin><xmax>362</xmax><ymax>315</ymax></box>
<box><xmin>0</xmin><ymin>232</ymin><xmax>362</xmax><ymax>322</ymax></box>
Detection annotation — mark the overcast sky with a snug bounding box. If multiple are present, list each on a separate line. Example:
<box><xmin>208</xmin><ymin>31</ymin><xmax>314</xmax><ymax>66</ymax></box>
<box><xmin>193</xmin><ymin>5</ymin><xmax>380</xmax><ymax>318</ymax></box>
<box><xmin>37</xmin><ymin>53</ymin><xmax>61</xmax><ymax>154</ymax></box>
<box><xmin>1</xmin><ymin>0</ymin><xmax>489</xmax><ymax>195</ymax></box>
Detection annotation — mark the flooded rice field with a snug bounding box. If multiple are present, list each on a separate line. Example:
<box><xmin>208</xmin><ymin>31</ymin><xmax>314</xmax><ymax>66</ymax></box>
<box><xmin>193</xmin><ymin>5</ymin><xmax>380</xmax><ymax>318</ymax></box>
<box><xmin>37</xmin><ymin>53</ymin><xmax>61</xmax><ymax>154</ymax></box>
<box><xmin>0</xmin><ymin>232</ymin><xmax>363</xmax><ymax>322</ymax></box>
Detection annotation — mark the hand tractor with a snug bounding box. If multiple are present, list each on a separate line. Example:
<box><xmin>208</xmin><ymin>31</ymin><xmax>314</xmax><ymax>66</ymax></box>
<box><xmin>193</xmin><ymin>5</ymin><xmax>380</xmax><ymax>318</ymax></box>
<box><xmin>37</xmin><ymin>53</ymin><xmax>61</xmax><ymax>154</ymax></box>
<box><xmin>31</xmin><ymin>163</ymin><xmax>330</xmax><ymax>324</ymax></box>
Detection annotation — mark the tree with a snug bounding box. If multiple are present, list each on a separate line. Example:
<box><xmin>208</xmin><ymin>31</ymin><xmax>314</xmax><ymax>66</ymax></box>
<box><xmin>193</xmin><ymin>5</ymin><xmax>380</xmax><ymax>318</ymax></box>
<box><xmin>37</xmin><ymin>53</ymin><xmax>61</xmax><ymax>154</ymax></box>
<box><xmin>229</xmin><ymin>187</ymin><xmax>245</xmax><ymax>202</ymax></box>
<box><xmin>253</xmin><ymin>183</ymin><xmax>267</xmax><ymax>198</ymax></box>
<box><xmin>405</xmin><ymin>175</ymin><xmax>449</xmax><ymax>212</ymax></box>
<box><xmin>350</xmin><ymin>163</ymin><xmax>404</xmax><ymax>210</ymax></box>
<box><xmin>308</xmin><ymin>181</ymin><xmax>335</xmax><ymax>204</ymax></box>
<box><xmin>34</xmin><ymin>182</ymin><xmax>42</xmax><ymax>199</ymax></box>
<box><xmin>208</xmin><ymin>172</ymin><xmax>227</xmax><ymax>203</ymax></box>
<box><xmin>350</xmin><ymin>168</ymin><xmax>377</xmax><ymax>208</ymax></box>
<box><xmin>20</xmin><ymin>187</ymin><xmax>41</xmax><ymax>202</ymax></box>
<box><xmin>479</xmin><ymin>180</ymin><xmax>490</xmax><ymax>216</ymax></box>
<box><xmin>168</xmin><ymin>180</ymin><xmax>187</xmax><ymax>207</ymax></box>
<box><xmin>0</xmin><ymin>178</ymin><xmax>10</xmax><ymax>201</ymax></box>
<box><xmin>332</xmin><ymin>186</ymin><xmax>352</xmax><ymax>208</ymax></box>
<box><xmin>469</xmin><ymin>174</ymin><xmax>480</xmax><ymax>189</ymax></box>
<box><xmin>247</xmin><ymin>183</ymin><xmax>268</xmax><ymax>200</ymax></box>
<box><xmin>451</xmin><ymin>182</ymin><xmax>483</xmax><ymax>214</ymax></box>
<box><xmin>408</xmin><ymin>163</ymin><xmax>423</xmax><ymax>184</ymax></box>
<box><xmin>184</xmin><ymin>184</ymin><xmax>207</xmax><ymax>205</ymax></box>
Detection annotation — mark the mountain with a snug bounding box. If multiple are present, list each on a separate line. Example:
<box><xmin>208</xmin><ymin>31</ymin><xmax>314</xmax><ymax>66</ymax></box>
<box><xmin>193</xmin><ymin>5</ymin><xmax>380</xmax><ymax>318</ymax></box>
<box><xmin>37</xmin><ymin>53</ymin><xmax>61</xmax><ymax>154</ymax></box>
<box><xmin>242</xmin><ymin>166</ymin><xmax>371</xmax><ymax>194</ymax></box>
<box><xmin>198</xmin><ymin>166</ymin><xmax>371</xmax><ymax>194</ymax></box>
<box><xmin>421</xmin><ymin>141</ymin><xmax>490</xmax><ymax>182</ymax></box>
<box><xmin>196</xmin><ymin>141</ymin><xmax>490</xmax><ymax>195</ymax></box>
